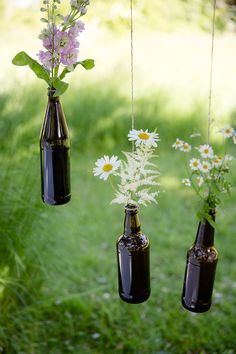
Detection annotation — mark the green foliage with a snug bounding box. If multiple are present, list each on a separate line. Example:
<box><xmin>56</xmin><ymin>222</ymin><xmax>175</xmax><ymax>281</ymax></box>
<box><xmin>12</xmin><ymin>51</ymin><xmax>50</xmax><ymax>84</ymax></box>
<box><xmin>12</xmin><ymin>52</ymin><xmax>95</xmax><ymax>96</ymax></box>
<box><xmin>59</xmin><ymin>59</ymin><xmax>95</xmax><ymax>80</ymax></box>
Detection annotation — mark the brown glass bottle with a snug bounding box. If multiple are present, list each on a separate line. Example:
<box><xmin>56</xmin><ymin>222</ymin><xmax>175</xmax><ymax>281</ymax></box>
<box><xmin>40</xmin><ymin>89</ymin><xmax>71</xmax><ymax>205</ymax></box>
<box><xmin>182</xmin><ymin>210</ymin><xmax>218</xmax><ymax>313</ymax></box>
<box><xmin>116</xmin><ymin>204</ymin><xmax>150</xmax><ymax>304</ymax></box>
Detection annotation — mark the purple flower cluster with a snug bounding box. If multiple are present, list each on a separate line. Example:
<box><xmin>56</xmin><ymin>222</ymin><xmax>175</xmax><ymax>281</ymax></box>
<box><xmin>37</xmin><ymin>20</ymin><xmax>85</xmax><ymax>71</ymax></box>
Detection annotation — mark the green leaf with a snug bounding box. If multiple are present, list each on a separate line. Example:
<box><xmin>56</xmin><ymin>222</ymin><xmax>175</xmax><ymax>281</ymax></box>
<box><xmin>79</xmin><ymin>59</ymin><xmax>95</xmax><ymax>70</ymax></box>
<box><xmin>52</xmin><ymin>78</ymin><xmax>69</xmax><ymax>96</ymax></box>
<box><xmin>204</xmin><ymin>213</ymin><xmax>216</xmax><ymax>228</ymax></box>
<box><xmin>59</xmin><ymin>59</ymin><xmax>95</xmax><ymax>80</ymax></box>
<box><xmin>12</xmin><ymin>51</ymin><xmax>50</xmax><ymax>84</ymax></box>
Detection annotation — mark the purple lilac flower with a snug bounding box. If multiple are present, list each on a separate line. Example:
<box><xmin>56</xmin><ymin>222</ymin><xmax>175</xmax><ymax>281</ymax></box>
<box><xmin>70</xmin><ymin>0</ymin><xmax>79</xmax><ymax>9</ymax></box>
<box><xmin>70</xmin><ymin>0</ymin><xmax>88</xmax><ymax>14</ymax></box>
<box><xmin>39</xmin><ymin>25</ymin><xmax>58</xmax><ymax>51</ymax></box>
<box><xmin>61</xmin><ymin>48</ymin><xmax>79</xmax><ymax>66</ymax></box>
<box><xmin>68</xmin><ymin>20</ymin><xmax>85</xmax><ymax>37</ymax></box>
<box><xmin>37</xmin><ymin>50</ymin><xmax>56</xmax><ymax>70</ymax></box>
<box><xmin>55</xmin><ymin>30</ymin><xmax>71</xmax><ymax>53</ymax></box>
<box><xmin>63</xmin><ymin>15</ymin><xmax>71</xmax><ymax>25</ymax></box>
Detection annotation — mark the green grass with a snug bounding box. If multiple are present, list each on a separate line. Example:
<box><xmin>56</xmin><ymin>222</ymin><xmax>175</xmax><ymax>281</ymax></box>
<box><xmin>0</xmin><ymin>79</ymin><xmax>236</xmax><ymax>353</ymax></box>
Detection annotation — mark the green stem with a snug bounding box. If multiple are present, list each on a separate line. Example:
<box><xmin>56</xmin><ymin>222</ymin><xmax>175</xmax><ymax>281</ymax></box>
<box><xmin>54</xmin><ymin>65</ymin><xmax>59</xmax><ymax>78</ymax></box>
<box><xmin>51</xmin><ymin>0</ymin><xmax>55</xmax><ymax>80</ymax></box>
<box><xmin>108</xmin><ymin>176</ymin><xmax>117</xmax><ymax>193</ymax></box>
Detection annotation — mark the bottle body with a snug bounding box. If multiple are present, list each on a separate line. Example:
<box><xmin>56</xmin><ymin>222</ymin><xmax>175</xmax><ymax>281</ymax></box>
<box><xmin>116</xmin><ymin>205</ymin><xmax>150</xmax><ymax>304</ymax></box>
<box><xmin>40</xmin><ymin>90</ymin><xmax>71</xmax><ymax>205</ymax></box>
<box><xmin>182</xmin><ymin>213</ymin><xmax>218</xmax><ymax>313</ymax></box>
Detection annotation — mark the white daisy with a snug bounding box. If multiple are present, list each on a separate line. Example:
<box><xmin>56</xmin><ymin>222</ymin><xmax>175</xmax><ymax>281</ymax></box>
<box><xmin>93</xmin><ymin>155</ymin><xmax>121</xmax><ymax>181</ymax></box>
<box><xmin>189</xmin><ymin>158</ymin><xmax>201</xmax><ymax>171</ymax></box>
<box><xmin>182</xmin><ymin>178</ymin><xmax>191</xmax><ymax>187</ymax></box>
<box><xmin>190</xmin><ymin>133</ymin><xmax>201</xmax><ymax>138</ymax></box>
<box><xmin>198</xmin><ymin>144</ymin><xmax>214</xmax><ymax>158</ymax></box>
<box><xmin>233</xmin><ymin>134</ymin><xmax>236</xmax><ymax>144</ymax></box>
<box><xmin>128</xmin><ymin>129</ymin><xmax>160</xmax><ymax>147</ymax></box>
<box><xmin>172</xmin><ymin>138</ymin><xmax>183</xmax><ymax>149</ymax></box>
<box><xmin>196</xmin><ymin>176</ymin><xmax>204</xmax><ymax>187</ymax></box>
<box><xmin>180</xmin><ymin>142</ymin><xmax>192</xmax><ymax>152</ymax></box>
<box><xmin>221</xmin><ymin>126</ymin><xmax>235</xmax><ymax>138</ymax></box>
<box><xmin>212</xmin><ymin>156</ymin><xmax>222</xmax><ymax>168</ymax></box>
<box><xmin>200</xmin><ymin>161</ymin><xmax>212</xmax><ymax>173</ymax></box>
<box><xmin>224</xmin><ymin>154</ymin><xmax>234</xmax><ymax>162</ymax></box>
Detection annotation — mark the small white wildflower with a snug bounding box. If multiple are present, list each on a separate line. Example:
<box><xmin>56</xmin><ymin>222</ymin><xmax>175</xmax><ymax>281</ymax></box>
<box><xmin>182</xmin><ymin>178</ymin><xmax>191</xmax><ymax>187</ymax></box>
<box><xmin>93</xmin><ymin>155</ymin><xmax>121</xmax><ymax>181</ymax></box>
<box><xmin>224</xmin><ymin>154</ymin><xmax>234</xmax><ymax>162</ymax></box>
<box><xmin>189</xmin><ymin>158</ymin><xmax>201</xmax><ymax>171</ymax></box>
<box><xmin>196</xmin><ymin>176</ymin><xmax>204</xmax><ymax>187</ymax></box>
<box><xmin>198</xmin><ymin>144</ymin><xmax>214</xmax><ymax>158</ymax></box>
<box><xmin>200</xmin><ymin>161</ymin><xmax>212</xmax><ymax>173</ymax></box>
<box><xmin>180</xmin><ymin>142</ymin><xmax>192</xmax><ymax>152</ymax></box>
<box><xmin>212</xmin><ymin>156</ymin><xmax>222</xmax><ymax>168</ymax></box>
<box><xmin>55</xmin><ymin>299</ymin><xmax>62</xmax><ymax>305</ymax></box>
<box><xmin>233</xmin><ymin>134</ymin><xmax>236</xmax><ymax>144</ymax></box>
<box><xmin>128</xmin><ymin>129</ymin><xmax>160</xmax><ymax>147</ymax></box>
<box><xmin>137</xmin><ymin>190</ymin><xmax>159</xmax><ymax>206</ymax></box>
<box><xmin>91</xmin><ymin>333</ymin><xmax>100</xmax><ymax>340</ymax></box>
<box><xmin>220</xmin><ymin>126</ymin><xmax>235</xmax><ymax>138</ymax></box>
<box><xmin>190</xmin><ymin>133</ymin><xmax>201</xmax><ymax>138</ymax></box>
<box><xmin>172</xmin><ymin>138</ymin><xmax>183</xmax><ymax>149</ymax></box>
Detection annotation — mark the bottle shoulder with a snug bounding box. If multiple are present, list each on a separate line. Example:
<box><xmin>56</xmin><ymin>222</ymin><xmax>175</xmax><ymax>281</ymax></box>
<box><xmin>187</xmin><ymin>244</ymin><xmax>218</xmax><ymax>264</ymax></box>
<box><xmin>40</xmin><ymin>99</ymin><xmax>69</xmax><ymax>139</ymax></box>
<box><xmin>117</xmin><ymin>232</ymin><xmax>149</xmax><ymax>251</ymax></box>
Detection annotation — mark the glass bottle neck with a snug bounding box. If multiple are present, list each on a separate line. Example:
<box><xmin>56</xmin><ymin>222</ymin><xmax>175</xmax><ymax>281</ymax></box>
<box><xmin>123</xmin><ymin>205</ymin><xmax>141</xmax><ymax>236</ymax></box>
<box><xmin>47</xmin><ymin>89</ymin><xmax>59</xmax><ymax>101</ymax></box>
<box><xmin>195</xmin><ymin>211</ymin><xmax>215</xmax><ymax>247</ymax></box>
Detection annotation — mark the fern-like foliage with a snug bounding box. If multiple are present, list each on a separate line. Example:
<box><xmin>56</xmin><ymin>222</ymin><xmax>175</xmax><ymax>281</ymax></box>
<box><xmin>111</xmin><ymin>145</ymin><xmax>160</xmax><ymax>206</ymax></box>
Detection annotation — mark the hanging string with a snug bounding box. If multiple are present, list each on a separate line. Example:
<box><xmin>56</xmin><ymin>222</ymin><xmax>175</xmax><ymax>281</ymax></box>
<box><xmin>207</xmin><ymin>0</ymin><xmax>217</xmax><ymax>144</ymax></box>
<box><xmin>130</xmin><ymin>0</ymin><xmax>135</xmax><ymax>150</ymax></box>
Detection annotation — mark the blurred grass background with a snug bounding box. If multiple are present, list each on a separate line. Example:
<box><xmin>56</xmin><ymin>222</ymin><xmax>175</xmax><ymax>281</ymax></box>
<box><xmin>0</xmin><ymin>0</ymin><xmax>236</xmax><ymax>353</ymax></box>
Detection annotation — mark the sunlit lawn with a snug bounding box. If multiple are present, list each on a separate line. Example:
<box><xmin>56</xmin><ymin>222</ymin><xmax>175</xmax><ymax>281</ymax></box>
<box><xmin>0</xmin><ymin>7</ymin><xmax>236</xmax><ymax>353</ymax></box>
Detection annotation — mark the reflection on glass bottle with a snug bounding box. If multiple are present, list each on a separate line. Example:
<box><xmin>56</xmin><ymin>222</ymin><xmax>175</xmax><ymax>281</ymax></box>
<box><xmin>182</xmin><ymin>210</ymin><xmax>218</xmax><ymax>313</ymax></box>
<box><xmin>40</xmin><ymin>89</ymin><xmax>71</xmax><ymax>205</ymax></box>
<box><xmin>116</xmin><ymin>204</ymin><xmax>150</xmax><ymax>304</ymax></box>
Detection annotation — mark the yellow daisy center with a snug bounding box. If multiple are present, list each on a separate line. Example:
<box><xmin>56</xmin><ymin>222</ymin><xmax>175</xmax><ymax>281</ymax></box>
<box><xmin>193</xmin><ymin>161</ymin><xmax>198</xmax><ymax>167</ymax></box>
<box><xmin>102</xmin><ymin>163</ymin><xmax>113</xmax><ymax>172</ymax></box>
<box><xmin>138</xmin><ymin>132</ymin><xmax>150</xmax><ymax>140</ymax></box>
<box><xmin>183</xmin><ymin>145</ymin><xmax>188</xmax><ymax>149</ymax></box>
<box><xmin>203</xmin><ymin>164</ymin><xmax>208</xmax><ymax>169</ymax></box>
<box><xmin>226</xmin><ymin>129</ymin><xmax>231</xmax><ymax>134</ymax></box>
<box><xmin>204</xmin><ymin>148</ymin><xmax>209</xmax><ymax>154</ymax></box>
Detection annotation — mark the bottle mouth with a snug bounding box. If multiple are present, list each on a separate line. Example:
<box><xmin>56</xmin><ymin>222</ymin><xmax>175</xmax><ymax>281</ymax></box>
<box><xmin>125</xmin><ymin>203</ymin><xmax>138</xmax><ymax>212</ymax></box>
<box><xmin>47</xmin><ymin>88</ymin><xmax>57</xmax><ymax>97</ymax></box>
<box><xmin>209</xmin><ymin>208</ymin><xmax>216</xmax><ymax>216</ymax></box>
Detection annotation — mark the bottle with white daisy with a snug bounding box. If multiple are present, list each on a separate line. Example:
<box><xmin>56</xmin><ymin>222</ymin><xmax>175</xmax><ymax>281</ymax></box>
<box><xmin>93</xmin><ymin>128</ymin><xmax>161</xmax><ymax>303</ymax></box>
<box><xmin>182</xmin><ymin>209</ymin><xmax>218</xmax><ymax>313</ymax></box>
<box><xmin>172</xmin><ymin>125</ymin><xmax>235</xmax><ymax>312</ymax></box>
<box><xmin>117</xmin><ymin>204</ymin><xmax>150</xmax><ymax>303</ymax></box>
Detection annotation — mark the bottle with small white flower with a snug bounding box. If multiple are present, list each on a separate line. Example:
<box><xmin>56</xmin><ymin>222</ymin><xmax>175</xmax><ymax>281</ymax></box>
<box><xmin>93</xmin><ymin>129</ymin><xmax>161</xmax><ymax>303</ymax></box>
<box><xmin>172</xmin><ymin>126</ymin><xmax>235</xmax><ymax>312</ymax></box>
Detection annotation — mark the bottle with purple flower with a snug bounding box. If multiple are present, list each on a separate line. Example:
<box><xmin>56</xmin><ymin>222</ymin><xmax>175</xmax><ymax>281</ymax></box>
<box><xmin>12</xmin><ymin>0</ymin><xmax>94</xmax><ymax>205</ymax></box>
